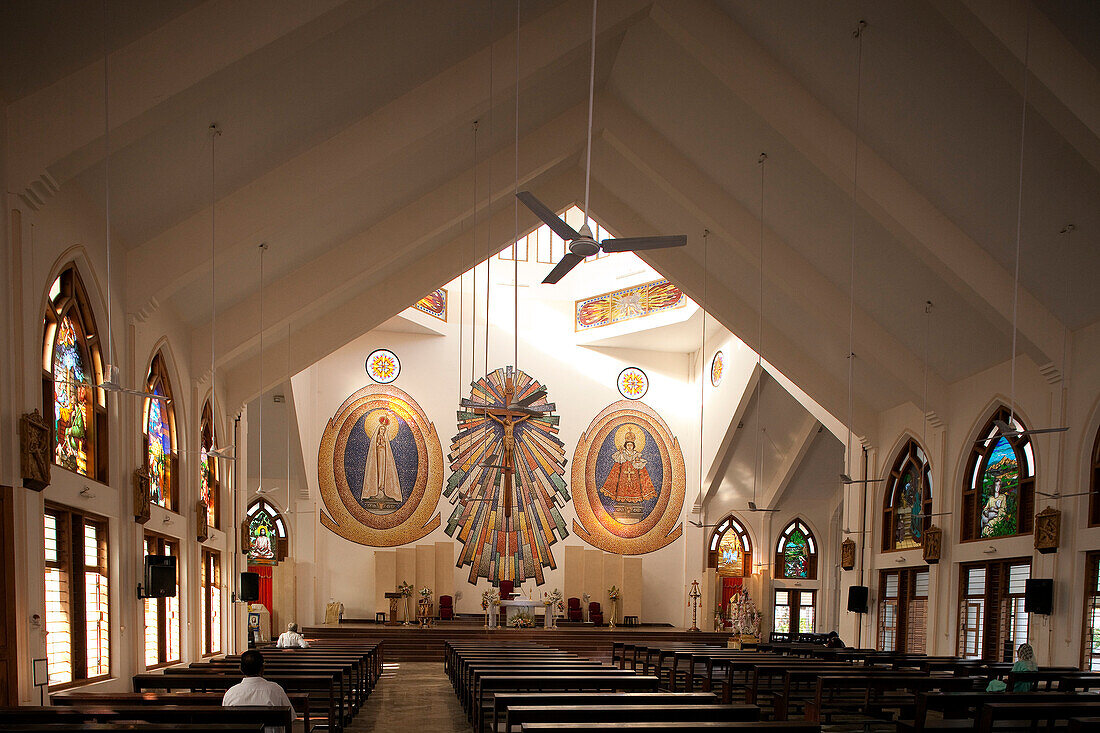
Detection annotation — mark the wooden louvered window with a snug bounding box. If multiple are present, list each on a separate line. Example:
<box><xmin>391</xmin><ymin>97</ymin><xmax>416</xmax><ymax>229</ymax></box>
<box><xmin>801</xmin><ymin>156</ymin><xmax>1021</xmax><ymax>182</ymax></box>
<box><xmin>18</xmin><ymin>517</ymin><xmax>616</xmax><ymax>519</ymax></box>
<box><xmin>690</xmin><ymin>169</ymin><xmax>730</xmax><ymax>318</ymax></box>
<box><xmin>143</xmin><ymin>534</ymin><xmax>180</xmax><ymax>668</ymax></box>
<box><xmin>44</xmin><ymin>505</ymin><xmax>110</xmax><ymax>689</ymax></box>
<box><xmin>1084</xmin><ymin>553</ymin><xmax>1100</xmax><ymax>670</ymax></box>
<box><xmin>880</xmin><ymin>568</ymin><xmax>929</xmax><ymax>653</ymax></box>
<box><xmin>201</xmin><ymin>549</ymin><xmax>222</xmax><ymax>656</ymax></box>
<box><xmin>1089</xmin><ymin>430</ymin><xmax>1100</xmax><ymax>527</ymax></box>
<box><xmin>957</xmin><ymin>558</ymin><xmax>1030</xmax><ymax>661</ymax></box>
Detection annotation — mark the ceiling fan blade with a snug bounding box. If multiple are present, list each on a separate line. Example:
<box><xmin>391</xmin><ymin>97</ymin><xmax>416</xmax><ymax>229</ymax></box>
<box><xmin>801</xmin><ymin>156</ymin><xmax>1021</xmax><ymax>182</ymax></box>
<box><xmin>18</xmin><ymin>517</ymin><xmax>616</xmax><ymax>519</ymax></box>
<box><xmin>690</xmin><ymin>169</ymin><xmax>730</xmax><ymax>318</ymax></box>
<box><xmin>1036</xmin><ymin>490</ymin><xmax>1092</xmax><ymax>498</ymax></box>
<box><xmin>209</xmin><ymin>446</ymin><xmax>236</xmax><ymax>459</ymax></box>
<box><xmin>516</xmin><ymin>191</ymin><xmax>580</xmax><ymax>241</ymax></box>
<box><xmin>542</xmin><ymin>253</ymin><xmax>584</xmax><ymax>284</ymax></box>
<box><xmin>600</xmin><ymin>234</ymin><xmax>688</xmax><ymax>253</ymax></box>
<box><xmin>840</xmin><ymin>473</ymin><xmax>885</xmax><ymax>484</ymax></box>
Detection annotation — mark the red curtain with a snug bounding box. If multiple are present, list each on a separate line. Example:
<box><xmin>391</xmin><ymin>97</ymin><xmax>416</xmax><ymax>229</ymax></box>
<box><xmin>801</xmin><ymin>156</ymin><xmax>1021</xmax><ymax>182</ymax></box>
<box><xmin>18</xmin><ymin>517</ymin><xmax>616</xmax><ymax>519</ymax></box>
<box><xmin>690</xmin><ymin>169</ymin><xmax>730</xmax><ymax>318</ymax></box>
<box><xmin>721</xmin><ymin>576</ymin><xmax>743</xmax><ymax>621</ymax></box>
<box><xmin>248</xmin><ymin>564</ymin><xmax>273</xmax><ymax>614</ymax></box>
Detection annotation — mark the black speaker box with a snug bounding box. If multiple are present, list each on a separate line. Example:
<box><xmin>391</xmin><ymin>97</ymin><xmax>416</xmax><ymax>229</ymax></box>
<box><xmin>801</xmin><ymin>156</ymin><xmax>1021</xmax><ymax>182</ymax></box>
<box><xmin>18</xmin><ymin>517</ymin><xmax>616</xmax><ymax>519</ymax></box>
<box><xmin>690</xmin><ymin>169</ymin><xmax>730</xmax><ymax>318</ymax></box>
<box><xmin>1025</xmin><ymin>578</ymin><xmax>1053</xmax><ymax>615</ymax></box>
<box><xmin>240</xmin><ymin>572</ymin><xmax>260</xmax><ymax>602</ymax></box>
<box><xmin>143</xmin><ymin>555</ymin><xmax>177</xmax><ymax>598</ymax></box>
<box><xmin>847</xmin><ymin>585</ymin><xmax>869</xmax><ymax>613</ymax></box>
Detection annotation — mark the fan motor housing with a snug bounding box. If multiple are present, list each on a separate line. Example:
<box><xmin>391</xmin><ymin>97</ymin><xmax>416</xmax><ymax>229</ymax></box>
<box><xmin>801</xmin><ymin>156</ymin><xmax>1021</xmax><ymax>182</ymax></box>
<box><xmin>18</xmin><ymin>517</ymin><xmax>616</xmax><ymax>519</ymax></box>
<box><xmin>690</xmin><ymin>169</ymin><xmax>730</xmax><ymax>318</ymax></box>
<box><xmin>570</xmin><ymin>239</ymin><xmax>600</xmax><ymax>257</ymax></box>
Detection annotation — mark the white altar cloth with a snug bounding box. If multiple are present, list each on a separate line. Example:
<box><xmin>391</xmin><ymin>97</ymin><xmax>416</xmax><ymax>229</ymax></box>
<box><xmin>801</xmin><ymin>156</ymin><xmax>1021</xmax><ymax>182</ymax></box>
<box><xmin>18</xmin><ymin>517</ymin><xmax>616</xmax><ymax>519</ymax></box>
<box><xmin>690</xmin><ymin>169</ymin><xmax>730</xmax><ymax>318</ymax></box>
<box><xmin>490</xmin><ymin>599</ymin><xmax>549</xmax><ymax>628</ymax></box>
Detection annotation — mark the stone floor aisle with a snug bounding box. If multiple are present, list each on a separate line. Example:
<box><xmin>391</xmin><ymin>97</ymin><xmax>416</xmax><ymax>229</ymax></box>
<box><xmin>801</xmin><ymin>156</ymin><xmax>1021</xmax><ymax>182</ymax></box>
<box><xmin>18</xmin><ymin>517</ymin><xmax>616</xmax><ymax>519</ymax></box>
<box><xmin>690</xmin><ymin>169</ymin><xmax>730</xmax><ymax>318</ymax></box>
<box><xmin>347</xmin><ymin>662</ymin><xmax>470</xmax><ymax>733</ymax></box>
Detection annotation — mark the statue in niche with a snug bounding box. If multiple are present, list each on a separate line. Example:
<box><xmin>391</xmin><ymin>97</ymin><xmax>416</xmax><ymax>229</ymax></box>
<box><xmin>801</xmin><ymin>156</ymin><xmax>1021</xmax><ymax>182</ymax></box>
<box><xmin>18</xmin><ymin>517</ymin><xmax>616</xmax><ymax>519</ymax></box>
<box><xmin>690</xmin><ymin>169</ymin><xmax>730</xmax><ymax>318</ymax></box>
<box><xmin>133</xmin><ymin>468</ymin><xmax>151</xmax><ymax>524</ymax></box>
<box><xmin>20</xmin><ymin>409</ymin><xmax>51</xmax><ymax>491</ymax></box>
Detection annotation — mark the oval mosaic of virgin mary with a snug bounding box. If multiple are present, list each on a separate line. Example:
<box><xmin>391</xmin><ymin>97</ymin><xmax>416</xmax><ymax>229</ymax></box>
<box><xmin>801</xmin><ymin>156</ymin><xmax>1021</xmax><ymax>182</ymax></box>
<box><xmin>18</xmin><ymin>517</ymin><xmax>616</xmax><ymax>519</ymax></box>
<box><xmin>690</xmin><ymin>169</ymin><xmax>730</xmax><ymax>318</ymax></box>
<box><xmin>571</xmin><ymin>400</ymin><xmax>685</xmax><ymax>554</ymax></box>
<box><xmin>318</xmin><ymin>384</ymin><xmax>443</xmax><ymax>546</ymax></box>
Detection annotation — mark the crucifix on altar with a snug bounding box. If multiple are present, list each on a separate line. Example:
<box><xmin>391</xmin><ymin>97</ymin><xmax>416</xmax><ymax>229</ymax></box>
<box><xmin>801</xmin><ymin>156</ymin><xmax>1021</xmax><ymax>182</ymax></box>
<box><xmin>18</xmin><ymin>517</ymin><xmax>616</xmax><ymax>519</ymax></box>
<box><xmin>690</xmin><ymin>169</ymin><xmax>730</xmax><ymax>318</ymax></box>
<box><xmin>468</xmin><ymin>377</ymin><xmax>532</xmax><ymax>518</ymax></box>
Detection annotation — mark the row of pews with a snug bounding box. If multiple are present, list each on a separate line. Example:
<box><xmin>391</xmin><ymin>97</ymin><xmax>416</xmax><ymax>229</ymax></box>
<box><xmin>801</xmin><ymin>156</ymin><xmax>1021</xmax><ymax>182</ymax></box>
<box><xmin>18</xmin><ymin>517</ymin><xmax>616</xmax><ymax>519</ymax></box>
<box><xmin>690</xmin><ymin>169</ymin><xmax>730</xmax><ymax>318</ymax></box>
<box><xmin>0</xmin><ymin>639</ymin><xmax>382</xmax><ymax>733</ymax></box>
<box><xmin>611</xmin><ymin>640</ymin><xmax>1100</xmax><ymax>731</ymax></box>
<box><xmin>446</xmin><ymin>639</ymin><xmax>819</xmax><ymax>733</ymax></box>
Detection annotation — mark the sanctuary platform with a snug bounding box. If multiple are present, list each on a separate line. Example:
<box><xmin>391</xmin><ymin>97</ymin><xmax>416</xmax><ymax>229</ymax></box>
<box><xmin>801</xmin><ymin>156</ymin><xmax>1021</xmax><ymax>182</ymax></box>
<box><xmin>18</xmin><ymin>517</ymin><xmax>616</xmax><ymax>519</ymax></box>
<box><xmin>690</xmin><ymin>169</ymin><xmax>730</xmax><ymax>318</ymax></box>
<box><xmin>303</xmin><ymin>622</ymin><xmax>731</xmax><ymax>662</ymax></box>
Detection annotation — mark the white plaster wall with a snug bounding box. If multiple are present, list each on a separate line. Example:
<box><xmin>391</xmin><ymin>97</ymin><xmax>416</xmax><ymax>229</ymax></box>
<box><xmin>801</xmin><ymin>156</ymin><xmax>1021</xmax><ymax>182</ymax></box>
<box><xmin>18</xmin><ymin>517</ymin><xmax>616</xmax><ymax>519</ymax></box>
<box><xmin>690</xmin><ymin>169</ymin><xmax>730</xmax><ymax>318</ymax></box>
<box><xmin>293</xmin><ymin>268</ymin><xmax>703</xmax><ymax>625</ymax></box>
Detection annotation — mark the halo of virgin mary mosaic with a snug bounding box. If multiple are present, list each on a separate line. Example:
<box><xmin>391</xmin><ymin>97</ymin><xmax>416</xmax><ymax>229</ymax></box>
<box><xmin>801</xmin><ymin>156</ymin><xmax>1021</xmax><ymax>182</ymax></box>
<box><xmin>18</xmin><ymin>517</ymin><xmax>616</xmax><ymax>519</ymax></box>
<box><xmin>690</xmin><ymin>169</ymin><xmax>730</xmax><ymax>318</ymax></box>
<box><xmin>443</xmin><ymin>366</ymin><xmax>569</xmax><ymax>586</ymax></box>
<box><xmin>570</xmin><ymin>400</ymin><xmax>686</xmax><ymax>554</ymax></box>
<box><xmin>318</xmin><ymin>384</ymin><xmax>443</xmax><ymax>546</ymax></box>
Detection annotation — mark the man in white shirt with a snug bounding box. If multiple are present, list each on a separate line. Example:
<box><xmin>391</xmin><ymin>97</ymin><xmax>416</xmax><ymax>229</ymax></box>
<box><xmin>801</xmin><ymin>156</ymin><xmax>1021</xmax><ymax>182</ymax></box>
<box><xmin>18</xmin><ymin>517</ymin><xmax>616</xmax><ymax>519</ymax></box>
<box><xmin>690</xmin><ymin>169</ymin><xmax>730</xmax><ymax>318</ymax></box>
<box><xmin>222</xmin><ymin>649</ymin><xmax>296</xmax><ymax>733</ymax></box>
<box><xmin>276</xmin><ymin>622</ymin><xmax>309</xmax><ymax>648</ymax></box>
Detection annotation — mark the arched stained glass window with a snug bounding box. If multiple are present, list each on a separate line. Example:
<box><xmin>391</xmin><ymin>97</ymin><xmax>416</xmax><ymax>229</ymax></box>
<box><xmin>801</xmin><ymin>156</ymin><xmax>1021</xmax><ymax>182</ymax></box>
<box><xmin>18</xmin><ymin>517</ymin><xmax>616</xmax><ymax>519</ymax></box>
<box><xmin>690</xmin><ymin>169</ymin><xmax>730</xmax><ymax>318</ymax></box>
<box><xmin>882</xmin><ymin>439</ymin><xmax>933</xmax><ymax>551</ymax></box>
<box><xmin>707</xmin><ymin>515</ymin><xmax>752</xmax><ymax>576</ymax></box>
<box><xmin>961</xmin><ymin>408</ymin><xmax>1035</xmax><ymax>541</ymax></box>
<box><xmin>199</xmin><ymin>400</ymin><xmax>219</xmax><ymax>529</ymax></box>
<box><xmin>243</xmin><ymin>499</ymin><xmax>287</xmax><ymax>565</ymax></box>
<box><xmin>143</xmin><ymin>353</ymin><xmax>177</xmax><ymax>511</ymax></box>
<box><xmin>775</xmin><ymin>520</ymin><xmax>817</xmax><ymax>580</ymax></box>
<box><xmin>43</xmin><ymin>265</ymin><xmax>107</xmax><ymax>482</ymax></box>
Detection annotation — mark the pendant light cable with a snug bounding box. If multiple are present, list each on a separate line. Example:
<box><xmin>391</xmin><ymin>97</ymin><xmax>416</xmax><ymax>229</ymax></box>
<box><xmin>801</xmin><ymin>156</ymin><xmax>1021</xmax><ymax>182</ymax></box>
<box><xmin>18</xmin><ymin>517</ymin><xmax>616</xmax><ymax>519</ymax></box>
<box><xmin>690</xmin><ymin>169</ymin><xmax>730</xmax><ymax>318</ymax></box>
<box><xmin>845</xmin><ymin>20</ymin><xmax>867</xmax><ymax>480</ymax></box>
<box><xmin>753</xmin><ymin>153</ymin><xmax>767</xmax><ymax>508</ymax></box>
<box><xmin>102</xmin><ymin>0</ymin><xmax>114</xmax><ymax>370</ymax></box>
<box><xmin>257</xmin><ymin>243</ymin><xmax>267</xmax><ymax>492</ymax></box>
<box><xmin>514</xmin><ymin>0</ymin><xmax>521</xmax><ymax>372</ymax></box>
<box><xmin>484</xmin><ymin>0</ymin><xmax>494</xmax><ymax>375</ymax></box>
<box><xmin>210</xmin><ymin>124</ymin><xmax>221</xmax><ymax>412</ymax></box>
<box><xmin>583</xmin><ymin>0</ymin><xmax>597</xmax><ymax>227</ymax></box>
<box><xmin>699</xmin><ymin>229</ymin><xmax>708</xmax><ymax>499</ymax></box>
<box><xmin>470</xmin><ymin>121</ymin><xmax>479</xmax><ymax>386</ymax></box>
<box><xmin>1008</xmin><ymin>11</ymin><xmax>1032</xmax><ymax>428</ymax></box>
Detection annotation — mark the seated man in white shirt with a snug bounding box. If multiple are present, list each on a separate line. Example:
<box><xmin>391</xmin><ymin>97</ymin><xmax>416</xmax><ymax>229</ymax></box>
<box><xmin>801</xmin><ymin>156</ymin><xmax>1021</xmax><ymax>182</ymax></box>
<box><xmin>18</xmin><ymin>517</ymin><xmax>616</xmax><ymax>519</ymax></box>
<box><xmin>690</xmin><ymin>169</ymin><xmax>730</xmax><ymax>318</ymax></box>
<box><xmin>276</xmin><ymin>622</ymin><xmax>309</xmax><ymax>648</ymax></box>
<box><xmin>222</xmin><ymin>649</ymin><xmax>296</xmax><ymax>732</ymax></box>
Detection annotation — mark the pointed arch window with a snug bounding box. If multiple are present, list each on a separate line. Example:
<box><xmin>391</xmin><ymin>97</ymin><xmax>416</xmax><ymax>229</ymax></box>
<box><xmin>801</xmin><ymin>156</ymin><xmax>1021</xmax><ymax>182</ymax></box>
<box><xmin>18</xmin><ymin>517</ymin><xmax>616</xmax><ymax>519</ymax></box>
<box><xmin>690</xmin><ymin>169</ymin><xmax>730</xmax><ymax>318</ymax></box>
<box><xmin>199</xmin><ymin>400</ymin><xmax>219</xmax><ymax>529</ymax></box>
<box><xmin>961</xmin><ymin>408</ymin><xmax>1035</xmax><ymax>541</ymax></box>
<box><xmin>706</xmin><ymin>515</ymin><xmax>752</xmax><ymax>576</ymax></box>
<box><xmin>882</xmin><ymin>440</ymin><xmax>933</xmax><ymax>551</ymax></box>
<box><xmin>43</xmin><ymin>265</ymin><xmax>107</xmax><ymax>482</ymax></box>
<box><xmin>143</xmin><ymin>353</ymin><xmax>178</xmax><ymax>512</ymax></box>
<box><xmin>775</xmin><ymin>520</ymin><xmax>817</xmax><ymax>580</ymax></box>
<box><xmin>1089</xmin><ymin>427</ymin><xmax>1100</xmax><ymax>527</ymax></box>
<box><xmin>243</xmin><ymin>499</ymin><xmax>288</xmax><ymax>565</ymax></box>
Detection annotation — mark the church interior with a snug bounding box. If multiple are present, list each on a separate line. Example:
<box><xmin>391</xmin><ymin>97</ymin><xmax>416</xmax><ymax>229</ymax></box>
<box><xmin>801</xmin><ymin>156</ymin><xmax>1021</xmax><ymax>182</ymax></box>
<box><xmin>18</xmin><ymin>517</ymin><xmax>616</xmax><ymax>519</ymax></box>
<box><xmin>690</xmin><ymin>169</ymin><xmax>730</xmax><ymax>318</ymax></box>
<box><xmin>2</xmin><ymin>0</ymin><xmax>1100</xmax><ymax>729</ymax></box>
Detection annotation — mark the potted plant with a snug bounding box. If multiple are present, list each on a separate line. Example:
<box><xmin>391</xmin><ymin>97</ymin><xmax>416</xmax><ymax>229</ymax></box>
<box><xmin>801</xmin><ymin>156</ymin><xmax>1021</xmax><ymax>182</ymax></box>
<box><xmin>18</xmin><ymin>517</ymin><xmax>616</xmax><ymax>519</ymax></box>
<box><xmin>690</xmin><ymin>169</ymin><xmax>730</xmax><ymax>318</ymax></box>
<box><xmin>397</xmin><ymin>581</ymin><xmax>413</xmax><ymax>625</ymax></box>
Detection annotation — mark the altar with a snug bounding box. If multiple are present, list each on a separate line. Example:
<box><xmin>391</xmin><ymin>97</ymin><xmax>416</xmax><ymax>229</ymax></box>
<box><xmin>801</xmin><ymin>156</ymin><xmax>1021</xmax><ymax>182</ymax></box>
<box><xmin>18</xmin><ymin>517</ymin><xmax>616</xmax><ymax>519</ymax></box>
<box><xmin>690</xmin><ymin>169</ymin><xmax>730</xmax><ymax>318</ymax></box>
<box><xmin>490</xmin><ymin>599</ymin><xmax>552</xmax><ymax>628</ymax></box>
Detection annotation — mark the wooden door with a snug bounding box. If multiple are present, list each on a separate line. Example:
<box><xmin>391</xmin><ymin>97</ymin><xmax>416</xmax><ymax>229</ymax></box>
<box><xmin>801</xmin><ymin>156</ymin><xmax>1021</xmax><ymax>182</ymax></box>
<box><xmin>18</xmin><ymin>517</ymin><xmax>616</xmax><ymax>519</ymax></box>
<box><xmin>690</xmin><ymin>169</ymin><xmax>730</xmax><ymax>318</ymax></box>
<box><xmin>0</xmin><ymin>486</ymin><xmax>18</xmax><ymax>705</ymax></box>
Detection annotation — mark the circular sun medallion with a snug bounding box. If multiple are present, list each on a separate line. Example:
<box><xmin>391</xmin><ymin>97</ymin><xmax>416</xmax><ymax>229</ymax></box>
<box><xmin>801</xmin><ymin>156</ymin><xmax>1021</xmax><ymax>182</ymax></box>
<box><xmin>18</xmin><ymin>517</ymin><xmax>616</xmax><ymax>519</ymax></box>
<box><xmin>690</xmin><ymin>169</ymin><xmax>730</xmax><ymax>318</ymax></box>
<box><xmin>710</xmin><ymin>350</ymin><xmax>724</xmax><ymax>387</ymax></box>
<box><xmin>365</xmin><ymin>349</ymin><xmax>400</xmax><ymax>384</ymax></box>
<box><xmin>617</xmin><ymin>367</ymin><xmax>649</xmax><ymax>400</ymax></box>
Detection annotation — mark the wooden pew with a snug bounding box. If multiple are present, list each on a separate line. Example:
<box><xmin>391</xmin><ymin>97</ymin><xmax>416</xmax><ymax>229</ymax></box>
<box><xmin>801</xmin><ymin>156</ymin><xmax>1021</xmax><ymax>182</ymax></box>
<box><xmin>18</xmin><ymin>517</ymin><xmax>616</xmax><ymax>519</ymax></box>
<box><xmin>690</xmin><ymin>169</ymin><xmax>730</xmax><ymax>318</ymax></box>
<box><xmin>474</xmin><ymin>675</ymin><xmax>659</xmax><ymax>733</ymax></box>
<box><xmin>187</xmin><ymin>658</ymin><xmax>361</xmax><ymax>712</ymax></box>
<box><xmin>1070</xmin><ymin>717</ymin><xmax>1100</xmax><ymax>732</ymax></box>
<box><xmin>0</xmin><ymin>705</ymin><xmax>291</xmax><ymax>733</ymax></box>
<box><xmin>905</xmin><ymin>691</ymin><xmax>1100</xmax><ymax>731</ymax></box>
<box><xmin>132</xmin><ymin>672</ymin><xmax>339</xmax><ymax>733</ymax></box>
<box><xmin>505</xmin><ymin>704</ymin><xmax>759</xmax><ymax>733</ymax></box>
<box><xmin>469</xmin><ymin>667</ymin><xmax>625</xmax><ymax>721</ymax></box>
<box><xmin>977</xmin><ymin>701</ymin><xmax>1100</xmax><ymax>733</ymax></box>
<box><xmin>462</xmin><ymin>662</ymin><xmax>610</xmax><ymax>712</ymax></box>
<box><xmin>489</xmin><ymin>692</ymin><xmax>720</xmax><ymax>733</ymax></box>
<box><xmin>520</xmin><ymin>722</ymin><xmax>820</xmax><ymax>733</ymax></box>
<box><xmin>804</xmin><ymin>674</ymin><xmax>983</xmax><ymax>725</ymax></box>
<box><xmin>0</xmin><ymin>724</ymin><xmax>263</xmax><ymax>733</ymax></box>
<box><xmin>52</xmin><ymin>691</ymin><xmax>310</xmax><ymax>732</ymax></box>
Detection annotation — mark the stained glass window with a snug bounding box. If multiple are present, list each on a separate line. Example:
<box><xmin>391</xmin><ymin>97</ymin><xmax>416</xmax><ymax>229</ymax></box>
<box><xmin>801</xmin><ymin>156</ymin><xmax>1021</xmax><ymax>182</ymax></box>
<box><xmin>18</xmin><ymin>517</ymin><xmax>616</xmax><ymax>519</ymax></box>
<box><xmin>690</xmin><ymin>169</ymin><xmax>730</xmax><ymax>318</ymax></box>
<box><xmin>245</xmin><ymin>499</ymin><xmax>287</xmax><ymax>565</ymax></box>
<box><xmin>200</xmin><ymin>400</ymin><xmax>218</xmax><ymax>529</ymax></box>
<box><xmin>43</xmin><ymin>266</ymin><xmax>106</xmax><ymax>482</ymax></box>
<box><xmin>882</xmin><ymin>440</ymin><xmax>933</xmax><ymax>551</ymax></box>
<box><xmin>775</xmin><ymin>520</ymin><xmax>817</xmax><ymax>580</ymax></box>
<box><xmin>1089</xmin><ymin>428</ymin><xmax>1100</xmax><ymax>527</ymax></box>
<box><xmin>143</xmin><ymin>354</ymin><xmax>176</xmax><ymax>511</ymax></box>
<box><xmin>707</xmin><ymin>515</ymin><xmax>752</xmax><ymax>576</ymax></box>
<box><xmin>961</xmin><ymin>408</ymin><xmax>1035</xmax><ymax>541</ymax></box>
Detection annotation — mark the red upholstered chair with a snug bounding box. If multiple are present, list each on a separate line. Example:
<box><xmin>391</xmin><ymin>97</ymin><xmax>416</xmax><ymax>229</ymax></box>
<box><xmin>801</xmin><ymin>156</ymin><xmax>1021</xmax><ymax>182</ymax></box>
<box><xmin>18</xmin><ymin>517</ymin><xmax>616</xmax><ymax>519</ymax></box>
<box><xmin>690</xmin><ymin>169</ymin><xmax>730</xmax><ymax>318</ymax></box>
<box><xmin>588</xmin><ymin>601</ymin><xmax>604</xmax><ymax>626</ymax></box>
<box><xmin>439</xmin><ymin>595</ymin><xmax>454</xmax><ymax>620</ymax></box>
<box><xmin>567</xmin><ymin>597</ymin><xmax>582</xmax><ymax>622</ymax></box>
<box><xmin>499</xmin><ymin>580</ymin><xmax>516</xmax><ymax>600</ymax></box>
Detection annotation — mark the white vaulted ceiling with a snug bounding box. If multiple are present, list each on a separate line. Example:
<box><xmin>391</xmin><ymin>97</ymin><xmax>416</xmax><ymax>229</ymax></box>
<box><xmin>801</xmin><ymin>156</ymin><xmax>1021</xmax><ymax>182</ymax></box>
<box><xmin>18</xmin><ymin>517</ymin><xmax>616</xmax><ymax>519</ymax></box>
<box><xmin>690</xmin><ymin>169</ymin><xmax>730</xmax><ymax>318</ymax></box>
<box><xmin>5</xmin><ymin>0</ymin><xmax>1098</xmax><ymax>442</ymax></box>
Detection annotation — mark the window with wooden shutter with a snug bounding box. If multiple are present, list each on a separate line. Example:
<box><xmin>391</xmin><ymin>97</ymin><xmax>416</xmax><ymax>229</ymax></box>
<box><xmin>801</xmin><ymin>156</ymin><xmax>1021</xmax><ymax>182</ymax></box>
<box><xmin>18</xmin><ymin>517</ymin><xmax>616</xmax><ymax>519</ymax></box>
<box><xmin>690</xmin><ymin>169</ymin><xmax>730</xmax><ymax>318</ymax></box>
<box><xmin>201</xmin><ymin>549</ymin><xmax>221</xmax><ymax>656</ymax></box>
<box><xmin>1084</xmin><ymin>553</ymin><xmax>1100</xmax><ymax>670</ymax></box>
<box><xmin>957</xmin><ymin>558</ymin><xmax>1030</xmax><ymax>661</ymax></box>
<box><xmin>143</xmin><ymin>534</ymin><xmax>180</xmax><ymax>668</ymax></box>
<box><xmin>44</xmin><ymin>505</ymin><xmax>110</xmax><ymax>689</ymax></box>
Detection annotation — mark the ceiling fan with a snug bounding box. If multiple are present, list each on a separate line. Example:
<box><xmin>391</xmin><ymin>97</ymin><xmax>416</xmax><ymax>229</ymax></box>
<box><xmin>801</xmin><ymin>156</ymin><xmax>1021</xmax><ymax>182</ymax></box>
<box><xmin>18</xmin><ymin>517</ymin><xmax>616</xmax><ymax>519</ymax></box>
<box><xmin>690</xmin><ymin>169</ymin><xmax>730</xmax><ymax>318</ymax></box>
<box><xmin>1036</xmin><ymin>489</ymin><xmax>1091</xmax><ymax>499</ymax></box>
<box><xmin>747</xmin><ymin>501</ymin><xmax>779</xmax><ymax>513</ymax></box>
<box><xmin>988</xmin><ymin>419</ymin><xmax>1068</xmax><ymax>440</ymax></box>
<box><xmin>840</xmin><ymin>473</ymin><xmax>885</xmax><ymax>485</ymax></box>
<box><xmin>515</xmin><ymin>0</ymin><xmax>686</xmax><ymax>285</ymax></box>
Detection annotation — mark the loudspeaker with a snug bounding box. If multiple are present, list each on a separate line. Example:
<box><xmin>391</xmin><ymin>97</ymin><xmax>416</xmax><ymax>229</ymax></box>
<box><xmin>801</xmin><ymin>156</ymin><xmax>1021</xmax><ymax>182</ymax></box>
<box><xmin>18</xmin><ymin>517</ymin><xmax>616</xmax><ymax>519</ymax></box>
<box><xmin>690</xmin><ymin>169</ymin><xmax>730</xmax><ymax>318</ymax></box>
<box><xmin>143</xmin><ymin>555</ymin><xmax>177</xmax><ymax>598</ymax></box>
<box><xmin>1025</xmin><ymin>578</ymin><xmax>1053</xmax><ymax>615</ymax></box>
<box><xmin>847</xmin><ymin>585</ymin><xmax>869</xmax><ymax>613</ymax></box>
<box><xmin>240</xmin><ymin>572</ymin><xmax>260</xmax><ymax>602</ymax></box>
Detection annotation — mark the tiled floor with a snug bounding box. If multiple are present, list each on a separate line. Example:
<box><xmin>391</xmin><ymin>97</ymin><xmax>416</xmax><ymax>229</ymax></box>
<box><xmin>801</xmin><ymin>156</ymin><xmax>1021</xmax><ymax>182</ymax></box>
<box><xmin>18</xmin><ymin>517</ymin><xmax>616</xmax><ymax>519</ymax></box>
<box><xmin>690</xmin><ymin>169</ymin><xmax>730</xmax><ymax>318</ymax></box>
<box><xmin>349</xmin><ymin>662</ymin><xmax>470</xmax><ymax>733</ymax></box>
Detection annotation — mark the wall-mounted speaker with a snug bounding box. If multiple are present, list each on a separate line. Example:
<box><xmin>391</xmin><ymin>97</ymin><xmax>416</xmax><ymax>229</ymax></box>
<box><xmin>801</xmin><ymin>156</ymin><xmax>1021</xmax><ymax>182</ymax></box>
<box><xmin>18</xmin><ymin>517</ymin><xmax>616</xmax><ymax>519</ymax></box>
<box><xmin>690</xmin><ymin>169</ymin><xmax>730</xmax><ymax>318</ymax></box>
<box><xmin>143</xmin><ymin>555</ymin><xmax>177</xmax><ymax>598</ymax></box>
<box><xmin>1024</xmin><ymin>578</ymin><xmax>1053</xmax><ymax>615</ymax></box>
<box><xmin>240</xmin><ymin>572</ymin><xmax>260</xmax><ymax>602</ymax></box>
<box><xmin>847</xmin><ymin>585</ymin><xmax>869</xmax><ymax>613</ymax></box>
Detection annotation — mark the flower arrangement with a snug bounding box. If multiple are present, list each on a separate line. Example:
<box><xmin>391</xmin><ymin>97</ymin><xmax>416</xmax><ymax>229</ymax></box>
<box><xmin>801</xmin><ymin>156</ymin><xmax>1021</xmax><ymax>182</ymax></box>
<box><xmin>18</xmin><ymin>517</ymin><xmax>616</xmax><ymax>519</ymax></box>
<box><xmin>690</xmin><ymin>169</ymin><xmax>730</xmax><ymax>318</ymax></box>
<box><xmin>543</xmin><ymin>588</ymin><xmax>564</xmax><ymax>607</ymax></box>
<box><xmin>419</xmin><ymin>586</ymin><xmax>433</xmax><ymax>600</ymax></box>
<box><xmin>607</xmin><ymin>585</ymin><xmax>620</xmax><ymax>602</ymax></box>
<box><xmin>397</xmin><ymin>581</ymin><xmax>413</xmax><ymax>597</ymax></box>
<box><xmin>508</xmin><ymin>610</ymin><xmax>535</xmax><ymax>628</ymax></box>
<box><xmin>481</xmin><ymin>588</ymin><xmax>499</xmax><ymax>610</ymax></box>
<box><xmin>728</xmin><ymin>588</ymin><xmax>762</xmax><ymax>638</ymax></box>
